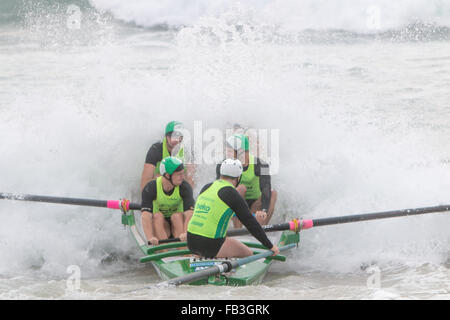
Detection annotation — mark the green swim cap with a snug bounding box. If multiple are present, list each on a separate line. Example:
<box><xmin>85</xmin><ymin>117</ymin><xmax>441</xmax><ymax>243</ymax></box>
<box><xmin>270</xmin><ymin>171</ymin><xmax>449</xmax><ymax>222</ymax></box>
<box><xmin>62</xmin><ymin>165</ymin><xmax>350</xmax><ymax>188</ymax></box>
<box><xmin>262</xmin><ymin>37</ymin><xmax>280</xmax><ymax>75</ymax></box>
<box><xmin>165</xmin><ymin>121</ymin><xmax>183</xmax><ymax>136</ymax></box>
<box><xmin>160</xmin><ymin>156</ymin><xmax>184</xmax><ymax>175</ymax></box>
<box><xmin>226</xmin><ymin>134</ymin><xmax>249</xmax><ymax>151</ymax></box>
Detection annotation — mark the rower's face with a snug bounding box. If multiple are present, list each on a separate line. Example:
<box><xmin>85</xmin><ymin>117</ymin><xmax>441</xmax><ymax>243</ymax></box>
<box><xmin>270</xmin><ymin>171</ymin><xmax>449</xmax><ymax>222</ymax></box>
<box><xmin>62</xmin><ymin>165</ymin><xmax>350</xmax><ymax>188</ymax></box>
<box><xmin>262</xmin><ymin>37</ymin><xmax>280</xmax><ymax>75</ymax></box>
<box><xmin>167</xmin><ymin>133</ymin><xmax>183</xmax><ymax>149</ymax></box>
<box><xmin>171</xmin><ymin>170</ymin><xmax>184</xmax><ymax>186</ymax></box>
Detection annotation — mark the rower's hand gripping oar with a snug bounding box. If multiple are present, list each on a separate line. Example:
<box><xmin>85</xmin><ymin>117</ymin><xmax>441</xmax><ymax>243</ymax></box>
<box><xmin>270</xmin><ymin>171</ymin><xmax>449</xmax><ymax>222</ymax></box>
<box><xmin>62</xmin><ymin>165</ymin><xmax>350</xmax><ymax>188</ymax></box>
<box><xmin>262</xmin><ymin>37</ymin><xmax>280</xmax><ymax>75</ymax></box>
<box><xmin>0</xmin><ymin>192</ymin><xmax>141</xmax><ymax>211</ymax></box>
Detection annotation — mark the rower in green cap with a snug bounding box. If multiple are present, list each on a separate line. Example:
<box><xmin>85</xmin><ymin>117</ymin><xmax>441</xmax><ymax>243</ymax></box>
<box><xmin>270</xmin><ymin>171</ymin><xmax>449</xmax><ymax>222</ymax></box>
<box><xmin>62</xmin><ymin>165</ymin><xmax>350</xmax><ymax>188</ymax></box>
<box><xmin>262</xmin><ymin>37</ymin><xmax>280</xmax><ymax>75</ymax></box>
<box><xmin>141</xmin><ymin>156</ymin><xmax>195</xmax><ymax>245</ymax></box>
<box><xmin>217</xmin><ymin>133</ymin><xmax>278</xmax><ymax>227</ymax></box>
<box><xmin>140</xmin><ymin>121</ymin><xmax>195</xmax><ymax>190</ymax></box>
<box><xmin>187</xmin><ymin>158</ymin><xmax>279</xmax><ymax>258</ymax></box>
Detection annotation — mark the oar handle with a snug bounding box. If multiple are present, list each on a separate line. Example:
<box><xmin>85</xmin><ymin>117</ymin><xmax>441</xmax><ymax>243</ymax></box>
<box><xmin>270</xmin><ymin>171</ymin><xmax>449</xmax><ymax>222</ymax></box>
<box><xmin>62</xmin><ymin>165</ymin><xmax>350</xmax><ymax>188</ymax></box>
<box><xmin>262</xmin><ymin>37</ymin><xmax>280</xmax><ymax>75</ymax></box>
<box><xmin>0</xmin><ymin>192</ymin><xmax>141</xmax><ymax>211</ymax></box>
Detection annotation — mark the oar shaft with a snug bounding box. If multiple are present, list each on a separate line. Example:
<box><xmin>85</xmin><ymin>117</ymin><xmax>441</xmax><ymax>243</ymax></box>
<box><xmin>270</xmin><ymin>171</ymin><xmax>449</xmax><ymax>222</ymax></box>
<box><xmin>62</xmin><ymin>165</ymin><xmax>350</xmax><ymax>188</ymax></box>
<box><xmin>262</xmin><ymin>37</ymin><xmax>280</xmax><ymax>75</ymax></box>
<box><xmin>301</xmin><ymin>204</ymin><xmax>450</xmax><ymax>229</ymax></box>
<box><xmin>228</xmin><ymin>222</ymin><xmax>292</xmax><ymax>236</ymax></box>
<box><xmin>0</xmin><ymin>192</ymin><xmax>141</xmax><ymax>211</ymax></box>
<box><xmin>160</xmin><ymin>204</ymin><xmax>450</xmax><ymax>244</ymax></box>
<box><xmin>158</xmin><ymin>221</ymin><xmax>293</xmax><ymax>244</ymax></box>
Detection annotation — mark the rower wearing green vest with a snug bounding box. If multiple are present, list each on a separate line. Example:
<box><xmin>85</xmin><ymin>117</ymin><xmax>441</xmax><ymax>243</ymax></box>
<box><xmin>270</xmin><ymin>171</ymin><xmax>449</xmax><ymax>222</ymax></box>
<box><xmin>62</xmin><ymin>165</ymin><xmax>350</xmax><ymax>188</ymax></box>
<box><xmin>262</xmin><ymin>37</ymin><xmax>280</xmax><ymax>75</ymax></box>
<box><xmin>140</xmin><ymin>121</ymin><xmax>195</xmax><ymax>190</ymax></box>
<box><xmin>141</xmin><ymin>157</ymin><xmax>195</xmax><ymax>245</ymax></box>
<box><xmin>216</xmin><ymin>133</ymin><xmax>278</xmax><ymax>227</ymax></box>
<box><xmin>187</xmin><ymin>158</ymin><xmax>279</xmax><ymax>258</ymax></box>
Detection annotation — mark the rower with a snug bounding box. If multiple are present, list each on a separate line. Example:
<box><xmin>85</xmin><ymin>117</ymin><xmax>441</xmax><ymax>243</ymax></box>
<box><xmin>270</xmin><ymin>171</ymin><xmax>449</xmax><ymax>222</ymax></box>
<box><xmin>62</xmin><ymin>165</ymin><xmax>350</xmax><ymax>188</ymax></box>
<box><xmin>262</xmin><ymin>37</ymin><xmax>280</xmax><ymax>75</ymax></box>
<box><xmin>141</xmin><ymin>157</ymin><xmax>195</xmax><ymax>245</ymax></box>
<box><xmin>187</xmin><ymin>158</ymin><xmax>280</xmax><ymax>258</ymax></box>
<box><xmin>217</xmin><ymin>133</ymin><xmax>277</xmax><ymax>227</ymax></box>
<box><xmin>140</xmin><ymin>121</ymin><xmax>195</xmax><ymax>190</ymax></box>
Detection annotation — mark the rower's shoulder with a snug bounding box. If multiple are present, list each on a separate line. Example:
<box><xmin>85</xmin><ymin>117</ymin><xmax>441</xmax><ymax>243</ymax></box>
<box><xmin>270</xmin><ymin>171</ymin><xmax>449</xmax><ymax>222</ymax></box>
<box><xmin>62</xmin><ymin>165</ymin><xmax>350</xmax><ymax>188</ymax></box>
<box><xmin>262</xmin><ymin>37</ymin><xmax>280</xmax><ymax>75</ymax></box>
<box><xmin>198</xmin><ymin>182</ymin><xmax>214</xmax><ymax>195</ymax></box>
<box><xmin>217</xmin><ymin>185</ymin><xmax>240</xmax><ymax>201</ymax></box>
<box><xmin>145</xmin><ymin>141</ymin><xmax>163</xmax><ymax>164</ymax></box>
<box><xmin>148</xmin><ymin>141</ymin><xmax>163</xmax><ymax>153</ymax></box>
<box><xmin>142</xmin><ymin>179</ymin><xmax>157</xmax><ymax>196</ymax></box>
<box><xmin>179</xmin><ymin>180</ymin><xmax>193</xmax><ymax>193</ymax></box>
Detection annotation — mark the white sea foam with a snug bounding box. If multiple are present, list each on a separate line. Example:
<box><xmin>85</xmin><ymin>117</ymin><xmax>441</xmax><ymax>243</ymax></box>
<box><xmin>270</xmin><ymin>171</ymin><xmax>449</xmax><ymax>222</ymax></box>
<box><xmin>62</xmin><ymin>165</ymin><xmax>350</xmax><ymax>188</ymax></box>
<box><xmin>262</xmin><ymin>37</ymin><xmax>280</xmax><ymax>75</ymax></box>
<box><xmin>90</xmin><ymin>0</ymin><xmax>450</xmax><ymax>32</ymax></box>
<box><xmin>0</xmin><ymin>1</ymin><xmax>449</xmax><ymax>299</ymax></box>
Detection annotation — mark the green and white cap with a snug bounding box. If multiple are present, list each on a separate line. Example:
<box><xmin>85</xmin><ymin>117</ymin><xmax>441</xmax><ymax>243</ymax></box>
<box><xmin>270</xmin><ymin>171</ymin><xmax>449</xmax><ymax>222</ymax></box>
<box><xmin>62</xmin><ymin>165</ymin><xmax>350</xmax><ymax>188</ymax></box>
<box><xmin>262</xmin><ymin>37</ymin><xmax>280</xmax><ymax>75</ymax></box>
<box><xmin>226</xmin><ymin>133</ymin><xmax>249</xmax><ymax>151</ymax></box>
<box><xmin>160</xmin><ymin>156</ymin><xmax>184</xmax><ymax>176</ymax></box>
<box><xmin>165</xmin><ymin>121</ymin><xmax>184</xmax><ymax>137</ymax></box>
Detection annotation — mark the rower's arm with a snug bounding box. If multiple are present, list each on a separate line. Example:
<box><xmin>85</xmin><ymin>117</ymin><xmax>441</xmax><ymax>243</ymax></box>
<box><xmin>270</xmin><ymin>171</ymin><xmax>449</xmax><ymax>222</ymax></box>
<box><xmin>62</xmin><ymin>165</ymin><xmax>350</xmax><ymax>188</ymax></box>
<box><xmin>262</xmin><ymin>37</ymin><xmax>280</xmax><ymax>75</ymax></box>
<box><xmin>256</xmin><ymin>158</ymin><xmax>272</xmax><ymax>211</ymax></box>
<box><xmin>141</xmin><ymin>210</ymin><xmax>156</xmax><ymax>243</ymax></box>
<box><xmin>179</xmin><ymin>181</ymin><xmax>195</xmax><ymax>212</ymax></box>
<box><xmin>141</xmin><ymin>142</ymin><xmax>163</xmax><ymax>191</ymax></box>
<box><xmin>141</xmin><ymin>181</ymin><xmax>157</xmax><ymax>243</ymax></box>
<box><xmin>259</xmin><ymin>173</ymin><xmax>271</xmax><ymax>211</ymax></box>
<box><xmin>218</xmin><ymin>187</ymin><xmax>273</xmax><ymax>250</ymax></box>
<box><xmin>141</xmin><ymin>163</ymin><xmax>156</xmax><ymax>191</ymax></box>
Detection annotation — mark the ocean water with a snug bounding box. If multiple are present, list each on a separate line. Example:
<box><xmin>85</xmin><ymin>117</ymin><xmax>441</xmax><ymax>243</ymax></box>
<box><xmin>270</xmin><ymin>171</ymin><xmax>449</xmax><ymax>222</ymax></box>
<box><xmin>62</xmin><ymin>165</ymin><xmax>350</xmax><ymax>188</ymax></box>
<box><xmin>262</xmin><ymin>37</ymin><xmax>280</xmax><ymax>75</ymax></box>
<box><xmin>0</xmin><ymin>0</ymin><xmax>449</xmax><ymax>300</ymax></box>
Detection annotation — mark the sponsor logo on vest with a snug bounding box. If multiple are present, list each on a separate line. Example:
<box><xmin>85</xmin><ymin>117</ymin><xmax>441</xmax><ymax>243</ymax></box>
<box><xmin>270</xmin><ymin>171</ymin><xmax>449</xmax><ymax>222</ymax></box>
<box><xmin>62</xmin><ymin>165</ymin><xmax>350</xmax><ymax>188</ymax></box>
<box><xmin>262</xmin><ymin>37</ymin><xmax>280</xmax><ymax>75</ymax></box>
<box><xmin>196</xmin><ymin>204</ymin><xmax>211</xmax><ymax>212</ymax></box>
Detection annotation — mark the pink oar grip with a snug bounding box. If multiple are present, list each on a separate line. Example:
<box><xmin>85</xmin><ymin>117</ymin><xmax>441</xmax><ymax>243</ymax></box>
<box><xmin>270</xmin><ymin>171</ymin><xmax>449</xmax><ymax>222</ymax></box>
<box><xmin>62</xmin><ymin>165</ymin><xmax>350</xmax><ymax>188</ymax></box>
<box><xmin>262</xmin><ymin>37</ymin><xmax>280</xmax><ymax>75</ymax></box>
<box><xmin>301</xmin><ymin>219</ymin><xmax>314</xmax><ymax>230</ymax></box>
<box><xmin>107</xmin><ymin>200</ymin><xmax>120</xmax><ymax>209</ymax></box>
<box><xmin>107</xmin><ymin>200</ymin><xmax>130</xmax><ymax>211</ymax></box>
<box><xmin>289</xmin><ymin>220</ymin><xmax>296</xmax><ymax>231</ymax></box>
<box><xmin>289</xmin><ymin>219</ymin><xmax>314</xmax><ymax>231</ymax></box>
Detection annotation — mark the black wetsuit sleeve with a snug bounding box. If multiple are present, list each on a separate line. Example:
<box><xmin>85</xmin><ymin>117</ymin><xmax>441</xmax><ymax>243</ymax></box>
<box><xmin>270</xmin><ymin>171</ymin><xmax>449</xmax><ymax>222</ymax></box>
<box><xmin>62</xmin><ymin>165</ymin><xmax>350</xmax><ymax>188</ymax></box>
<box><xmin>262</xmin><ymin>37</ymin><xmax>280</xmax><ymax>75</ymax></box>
<box><xmin>145</xmin><ymin>142</ymin><xmax>163</xmax><ymax>166</ymax></box>
<box><xmin>179</xmin><ymin>181</ymin><xmax>195</xmax><ymax>211</ymax></box>
<box><xmin>218</xmin><ymin>187</ymin><xmax>273</xmax><ymax>249</ymax></box>
<box><xmin>215</xmin><ymin>163</ymin><xmax>221</xmax><ymax>179</ymax></box>
<box><xmin>141</xmin><ymin>180</ymin><xmax>157</xmax><ymax>213</ymax></box>
<box><xmin>254</xmin><ymin>157</ymin><xmax>272</xmax><ymax>211</ymax></box>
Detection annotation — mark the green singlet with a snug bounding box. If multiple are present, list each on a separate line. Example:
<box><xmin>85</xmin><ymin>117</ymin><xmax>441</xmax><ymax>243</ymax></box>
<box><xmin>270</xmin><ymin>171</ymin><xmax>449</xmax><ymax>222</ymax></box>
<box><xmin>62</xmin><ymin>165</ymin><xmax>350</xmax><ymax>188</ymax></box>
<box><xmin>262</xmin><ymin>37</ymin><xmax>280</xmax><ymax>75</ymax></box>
<box><xmin>187</xmin><ymin>180</ymin><xmax>235</xmax><ymax>239</ymax></box>
<box><xmin>152</xmin><ymin>177</ymin><xmax>183</xmax><ymax>218</ymax></box>
<box><xmin>240</xmin><ymin>154</ymin><xmax>262</xmax><ymax>200</ymax></box>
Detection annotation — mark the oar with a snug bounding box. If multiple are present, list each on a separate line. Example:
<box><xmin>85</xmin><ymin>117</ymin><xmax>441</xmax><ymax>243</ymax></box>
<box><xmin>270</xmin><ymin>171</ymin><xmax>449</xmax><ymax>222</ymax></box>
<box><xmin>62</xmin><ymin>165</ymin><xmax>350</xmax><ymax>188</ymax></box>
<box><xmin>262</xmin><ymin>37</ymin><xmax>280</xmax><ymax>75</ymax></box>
<box><xmin>0</xmin><ymin>192</ymin><xmax>141</xmax><ymax>211</ymax></box>
<box><xmin>158</xmin><ymin>220</ymin><xmax>295</xmax><ymax>244</ymax></box>
<box><xmin>163</xmin><ymin>243</ymin><xmax>297</xmax><ymax>286</ymax></box>
<box><xmin>158</xmin><ymin>204</ymin><xmax>450</xmax><ymax>244</ymax></box>
<box><xmin>3</xmin><ymin>192</ymin><xmax>448</xmax><ymax>240</ymax></box>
